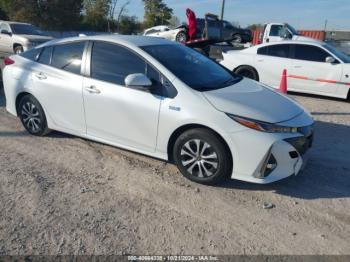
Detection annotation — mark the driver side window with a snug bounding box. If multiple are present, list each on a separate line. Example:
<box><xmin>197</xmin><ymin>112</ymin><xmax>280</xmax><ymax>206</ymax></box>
<box><xmin>269</xmin><ymin>25</ymin><xmax>284</xmax><ymax>37</ymax></box>
<box><xmin>0</xmin><ymin>23</ymin><xmax>11</xmax><ymax>33</ymax></box>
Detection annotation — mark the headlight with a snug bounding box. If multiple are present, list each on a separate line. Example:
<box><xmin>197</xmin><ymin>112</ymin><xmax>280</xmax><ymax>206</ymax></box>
<box><xmin>227</xmin><ymin>114</ymin><xmax>298</xmax><ymax>133</ymax></box>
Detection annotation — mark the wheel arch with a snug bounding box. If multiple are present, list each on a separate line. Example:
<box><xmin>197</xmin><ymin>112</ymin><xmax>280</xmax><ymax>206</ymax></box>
<box><xmin>15</xmin><ymin>92</ymin><xmax>31</xmax><ymax>115</ymax></box>
<box><xmin>13</xmin><ymin>43</ymin><xmax>23</xmax><ymax>52</ymax></box>
<box><xmin>167</xmin><ymin>123</ymin><xmax>233</xmax><ymax>165</ymax></box>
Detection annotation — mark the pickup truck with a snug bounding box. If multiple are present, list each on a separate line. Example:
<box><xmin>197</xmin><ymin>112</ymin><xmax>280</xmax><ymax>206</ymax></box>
<box><xmin>260</xmin><ymin>23</ymin><xmax>319</xmax><ymax>43</ymax></box>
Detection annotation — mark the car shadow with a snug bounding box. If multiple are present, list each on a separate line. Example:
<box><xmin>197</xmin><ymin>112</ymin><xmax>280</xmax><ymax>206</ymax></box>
<box><xmin>217</xmin><ymin>120</ymin><xmax>350</xmax><ymax>200</ymax></box>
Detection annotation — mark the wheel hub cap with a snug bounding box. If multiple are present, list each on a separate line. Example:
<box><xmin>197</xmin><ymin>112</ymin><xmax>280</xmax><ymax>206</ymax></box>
<box><xmin>180</xmin><ymin>139</ymin><xmax>218</xmax><ymax>178</ymax></box>
<box><xmin>21</xmin><ymin>102</ymin><xmax>41</xmax><ymax>133</ymax></box>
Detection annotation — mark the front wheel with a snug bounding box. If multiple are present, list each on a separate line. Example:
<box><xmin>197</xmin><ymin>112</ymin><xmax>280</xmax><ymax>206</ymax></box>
<box><xmin>235</xmin><ymin>66</ymin><xmax>259</xmax><ymax>81</ymax></box>
<box><xmin>173</xmin><ymin>128</ymin><xmax>232</xmax><ymax>185</ymax></box>
<box><xmin>18</xmin><ymin>95</ymin><xmax>50</xmax><ymax>136</ymax></box>
<box><xmin>14</xmin><ymin>45</ymin><xmax>24</xmax><ymax>54</ymax></box>
<box><xmin>231</xmin><ymin>34</ymin><xmax>243</xmax><ymax>44</ymax></box>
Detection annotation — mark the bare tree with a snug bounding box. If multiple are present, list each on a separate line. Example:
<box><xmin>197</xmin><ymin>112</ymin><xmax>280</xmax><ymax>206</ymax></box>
<box><xmin>116</xmin><ymin>1</ymin><xmax>130</xmax><ymax>32</ymax></box>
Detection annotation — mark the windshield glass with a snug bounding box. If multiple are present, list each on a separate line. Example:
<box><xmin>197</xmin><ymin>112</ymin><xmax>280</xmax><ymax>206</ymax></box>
<box><xmin>10</xmin><ymin>24</ymin><xmax>47</xmax><ymax>36</ymax></box>
<box><xmin>142</xmin><ymin>44</ymin><xmax>242</xmax><ymax>91</ymax></box>
<box><xmin>286</xmin><ymin>24</ymin><xmax>299</xmax><ymax>35</ymax></box>
<box><xmin>323</xmin><ymin>44</ymin><xmax>350</xmax><ymax>63</ymax></box>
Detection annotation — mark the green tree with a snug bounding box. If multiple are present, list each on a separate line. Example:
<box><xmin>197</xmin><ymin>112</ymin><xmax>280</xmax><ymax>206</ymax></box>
<box><xmin>38</xmin><ymin>0</ymin><xmax>84</xmax><ymax>30</ymax></box>
<box><xmin>118</xmin><ymin>15</ymin><xmax>141</xmax><ymax>34</ymax></box>
<box><xmin>142</xmin><ymin>0</ymin><xmax>173</xmax><ymax>28</ymax></box>
<box><xmin>0</xmin><ymin>0</ymin><xmax>40</xmax><ymax>24</ymax></box>
<box><xmin>83</xmin><ymin>0</ymin><xmax>109</xmax><ymax>30</ymax></box>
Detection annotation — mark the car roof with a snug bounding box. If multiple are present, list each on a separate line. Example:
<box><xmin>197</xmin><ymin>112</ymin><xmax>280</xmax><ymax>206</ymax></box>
<box><xmin>0</xmin><ymin>21</ymin><xmax>31</xmax><ymax>25</ymax></box>
<box><xmin>253</xmin><ymin>40</ymin><xmax>324</xmax><ymax>49</ymax></box>
<box><xmin>42</xmin><ymin>34</ymin><xmax>179</xmax><ymax>48</ymax></box>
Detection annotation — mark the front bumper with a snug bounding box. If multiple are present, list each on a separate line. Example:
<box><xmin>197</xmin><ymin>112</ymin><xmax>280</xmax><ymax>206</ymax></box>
<box><xmin>226</xmin><ymin>119</ymin><xmax>313</xmax><ymax>184</ymax></box>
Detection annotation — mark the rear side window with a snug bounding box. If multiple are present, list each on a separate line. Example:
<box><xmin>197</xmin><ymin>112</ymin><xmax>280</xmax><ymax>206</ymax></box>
<box><xmin>257</xmin><ymin>45</ymin><xmax>290</xmax><ymax>58</ymax></box>
<box><xmin>294</xmin><ymin>44</ymin><xmax>330</xmax><ymax>62</ymax></box>
<box><xmin>51</xmin><ymin>42</ymin><xmax>85</xmax><ymax>74</ymax></box>
<box><xmin>20</xmin><ymin>48</ymin><xmax>41</xmax><ymax>61</ymax></box>
<box><xmin>38</xmin><ymin>46</ymin><xmax>52</xmax><ymax>65</ymax></box>
<box><xmin>91</xmin><ymin>41</ymin><xmax>146</xmax><ymax>85</ymax></box>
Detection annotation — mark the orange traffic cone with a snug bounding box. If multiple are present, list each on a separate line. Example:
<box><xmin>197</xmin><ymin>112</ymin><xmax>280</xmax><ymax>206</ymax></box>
<box><xmin>279</xmin><ymin>69</ymin><xmax>288</xmax><ymax>94</ymax></box>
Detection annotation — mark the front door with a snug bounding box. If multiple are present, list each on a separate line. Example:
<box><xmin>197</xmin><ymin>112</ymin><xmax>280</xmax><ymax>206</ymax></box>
<box><xmin>289</xmin><ymin>44</ymin><xmax>342</xmax><ymax>95</ymax></box>
<box><xmin>0</xmin><ymin>23</ymin><xmax>13</xmax><ymax>56</ymax></box>
<box><xmin>255</xmin><ymin>44</ymin><xmax>293</xmax><ymax>88</ymax></box>
<box><xmin>83</xmin><ymin>41</ymin><xmax>162</xmax><ymax>153</ymax></box>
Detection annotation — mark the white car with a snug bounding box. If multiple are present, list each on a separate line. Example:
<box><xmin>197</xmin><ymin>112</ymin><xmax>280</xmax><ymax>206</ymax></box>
<box><xmin>221</xmin><ymin>41</ymin><xmax>350</xmax><ymax>99</ymax></box>
<box><xmin>143</xmin><ymin>25</ymin><xmax>187</xmax><ymax>43</ymax></box>
<box><xmin>3</xmin><ymin>35</ymin><xmax>314</xmax><ymax>185</ymax></box>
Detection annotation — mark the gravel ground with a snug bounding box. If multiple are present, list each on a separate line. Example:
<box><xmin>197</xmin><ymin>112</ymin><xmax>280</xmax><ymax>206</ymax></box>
<box><xmin>0</xmin><ymin>87</ymin><xmax>349</xmax><ymax>256</ymax></box>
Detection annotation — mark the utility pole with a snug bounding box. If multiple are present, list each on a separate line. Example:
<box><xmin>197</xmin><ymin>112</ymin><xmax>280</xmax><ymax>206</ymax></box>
<box><xmin>324</xmin><ymin>19</ymin><xmax>328</xmax><ymax>31</ymax></box>
<box><xmin>220</xmin><ymin>0</ymin><xmax>226</xmax><ymax>20</ymax></box>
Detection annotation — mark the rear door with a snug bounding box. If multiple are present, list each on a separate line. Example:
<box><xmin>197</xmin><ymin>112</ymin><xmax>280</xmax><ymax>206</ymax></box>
<box><xmin>31</xmin><ymin>41</ymin><xmax>87</xmax><ymax>134</ymax></box>
<box><xmin>255</xmin><ymin>44</ymin><xmax>293</xmax><ymax>88</ymax></box>
<box><xmin>288</xmin><ymin>44</ymin><xmax>342</xmax><ymax>95</ymax></box>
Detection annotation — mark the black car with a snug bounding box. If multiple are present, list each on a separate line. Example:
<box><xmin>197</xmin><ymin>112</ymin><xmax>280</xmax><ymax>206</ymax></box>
<box><xmin>195</xmin><ymin>18</ymin><xmax>252</xmax><ymax>44</ymax></box>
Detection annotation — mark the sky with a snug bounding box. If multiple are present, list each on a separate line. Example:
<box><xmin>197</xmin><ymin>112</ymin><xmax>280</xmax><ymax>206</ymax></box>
<box><xmin>122</xmin><ymin>0</ymin><xmax>350</xmax><ymax>30</ymax></box>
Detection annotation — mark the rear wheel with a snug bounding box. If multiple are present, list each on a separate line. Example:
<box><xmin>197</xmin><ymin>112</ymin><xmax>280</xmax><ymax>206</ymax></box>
<box><xmin>18</xmin><ymin>95</ymin><xmax>50</xmax><ymax>136</ymax></box>
<box><xmin>175</xmin><ymin>31</ymin><xmax>187</xmax><ymax>43</ymax></box>
<box><xmin>173</xmin><ymin>128</ymin><xmax>232</xmax><ymax>185</ymax></box>
<box><xmin>235</xmin><ymin>66</ymin><xmax>259</xmax><ymax>81</ymax></box>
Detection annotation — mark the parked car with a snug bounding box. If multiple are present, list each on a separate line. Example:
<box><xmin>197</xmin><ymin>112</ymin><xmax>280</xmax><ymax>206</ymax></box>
<box><xmin>220</xmin><ymin>40</ymin><xmax>350</xmax><ymax>99</ymax></box>
<box><xmin>196</xmin><ymin>19</ymin><xmax>252</xmax><ymax>44</ymax></box>
<box><xmin>260</xmin><ymin>23</ymin><xmax>318</xmax><ymax>43</ymax></box>
<box><xmin>143</xmin><ymin>25</ymin><xmax>188</xmax><ymax>43</ymax></box>
<box><xmin>143</xmin><ymin>19</ymin><xmax>252</xmax><ymax>45</ymax></box>
<box><xmin>0</xmin><ymin>21</ymin><xmax>53</xmax><ymax>56</ymax></box>
<box><xmin>3</xmin><ymin>35</ymin><xmax>314</xmax><ymax>185</ymax></box>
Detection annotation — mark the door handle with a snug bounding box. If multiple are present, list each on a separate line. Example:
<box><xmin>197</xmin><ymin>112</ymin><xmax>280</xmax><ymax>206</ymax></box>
<box><xmin>85</xmin><ymin>86</ymin><xmax>101</xmax><ymax>94</ymax></box>
<box><xmin>294</xmin><ymin>65</ymin><xmax>302</xmax><ymax>68</ymax></box>
<box><xmin>257</xmin><ymin>59</ymin><xmax>264</xmax><ymax>62</ymax></box>
<box><xmin>35</xmin><ymin>72</ymin><xmax>47</xmax><ymax>80</ymax></box>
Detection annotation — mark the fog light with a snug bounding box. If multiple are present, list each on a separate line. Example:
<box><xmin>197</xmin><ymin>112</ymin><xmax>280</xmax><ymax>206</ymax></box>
<box><xmin>257</xmin><ymin>152</ymin><xmax>277</xmax><ymax>178</ymax></box>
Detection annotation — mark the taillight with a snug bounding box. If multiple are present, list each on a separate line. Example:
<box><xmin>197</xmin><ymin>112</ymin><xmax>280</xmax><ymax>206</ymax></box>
<box><xmin>4</xmin><ymin>57</ymin><xmax>15</xmax><ymax>66</ymax></box>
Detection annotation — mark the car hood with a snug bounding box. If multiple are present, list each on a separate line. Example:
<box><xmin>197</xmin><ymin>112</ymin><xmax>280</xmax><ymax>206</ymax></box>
<box><xmin>17</xmin><ymin>34</ymin><xmax>53</xmax><ymax>42</ymax></box>
<box><xmin>202</xmin><ymin>78</ymin><xmax>304</xmax><ymax>123</ymax></box>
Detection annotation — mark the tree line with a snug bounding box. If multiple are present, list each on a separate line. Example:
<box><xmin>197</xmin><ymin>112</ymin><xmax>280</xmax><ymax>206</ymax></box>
<box><xmin>0</xmin><ymin>0</ymin><xmax>174</xmax><ymax>34</ymax></box>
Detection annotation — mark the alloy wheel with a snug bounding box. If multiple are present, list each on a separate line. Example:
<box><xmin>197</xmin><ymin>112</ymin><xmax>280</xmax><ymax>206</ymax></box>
<box><xmin>21</xmin><ymin>102</ymin><xmax>41</xmax><ymax>133</ymax></box>
<box><xmin>180</xmin><ymin>139</ymin><xmax>219</xmax><ymax>178</ymax></box>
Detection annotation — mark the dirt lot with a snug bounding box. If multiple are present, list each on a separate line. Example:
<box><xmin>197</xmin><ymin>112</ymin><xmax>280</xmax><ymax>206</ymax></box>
<box><xmin>0</xmin><ymin>87</ymin><xmax>349</xmax><ymax>256</ymax></box>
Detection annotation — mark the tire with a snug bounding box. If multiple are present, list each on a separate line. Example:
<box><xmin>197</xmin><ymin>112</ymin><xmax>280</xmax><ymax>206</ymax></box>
<box><xmin>14</xmin><ymin>45</ymin><xmax>24</xmax><ymax>54</ymax></box>
<box><xmin>235</xmin><ymin>66</ymin><xmax>259</xmax><ymax>81</ymax></box>
<box><xmin>173</xmin><ymin>128</ymin><xmax>232</xmax><ymax>185</ymax></box>
<box><xmin>175</xmin><ymin>31</ymin><xmax>187</xmax><ymax>43</ymax></box>
<box><xmin>231</xmin><ymin>34</ymin><xmax>243</xmax><ymax>44</ymax></box>
<box><xmin>18</xmin><ymin>95</ymin><xmax>50</xmax><ymax>136</ymax></box>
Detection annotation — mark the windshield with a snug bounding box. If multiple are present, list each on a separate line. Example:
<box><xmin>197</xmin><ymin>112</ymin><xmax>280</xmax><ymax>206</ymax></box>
<box><xmin>323</xmin><ymin>44</ymin><xmax>350</xmax><ymax>63</ymax></box>
<box><xmin>142</xmin><ymin>44</ymin><xmax>242</xmax><ymax>91</ymax></box>
<box><xmin>286</xmin><ymin>24</ymin><xmax>299</xmax><ymax>35</ymax></box>
<box><xmin>10</xmin><ymin>24</ymin><xmax>47</xmax><ymax>36</ymax></box>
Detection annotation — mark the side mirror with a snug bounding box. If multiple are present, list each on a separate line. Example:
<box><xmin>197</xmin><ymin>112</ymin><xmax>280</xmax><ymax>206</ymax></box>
<box><xmin>325</xmin><ymin>56</ymin><xmax>336</xmax><ymax>64</ymax></box>
<box><xmin>125</xmin><ymin>73</ymin><xmax>152</xmax><ymax>91</ymax></box>
<box><xmin>1</xmin><ymin>30</ymin><xmax>12</xmax><ymax>36</ymax></box>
